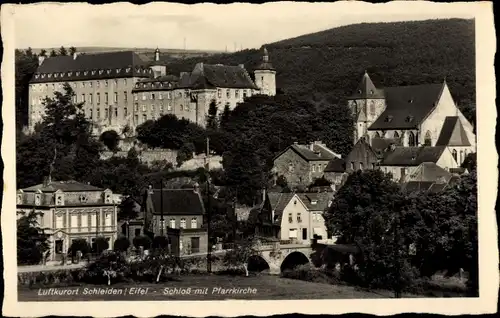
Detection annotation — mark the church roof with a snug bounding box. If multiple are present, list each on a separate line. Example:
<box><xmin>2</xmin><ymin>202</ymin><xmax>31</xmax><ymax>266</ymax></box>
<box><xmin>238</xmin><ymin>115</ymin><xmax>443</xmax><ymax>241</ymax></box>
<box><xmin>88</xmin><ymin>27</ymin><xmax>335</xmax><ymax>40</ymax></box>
<box><xmin>406</xmin><ymin>162</ymin><xmax>453</xmax><ymax>183</ymax></box>
<box><xmin>380</xmin><ymin>146</ymin><xmax>446</xmax><ymax>166</ymax></box>
<box><xmin>370</xmin><ymin>137</ymin><xmax>403</xmax><ymax>159</ymax></box>
<box><xmin>369</xmin><ymin>82</ymin><xmax>445</xmax><ymax>130</ymax></box>
<box><xmin>435</xmin><ymin>116</ymin><xmax>472</xmax><ymax>146</ymax></box>
<box><xmin>324</xmin><ymin>157</ymin><xmax>346</xmax><ymax>173</ymax></box>
<box><xmin>30</xmin><ymin>51</ymin><xmax>151</xmax><ymax>83</ymax></box>
<box><xmin>349</xmin><ymin>71</ymin><xmax>385</xmax><ymax>99</ymax></box>
<box><xmin>23</xmin><ymin>180</ymin><xmax>103</xmax><ymax>192</ymax></box>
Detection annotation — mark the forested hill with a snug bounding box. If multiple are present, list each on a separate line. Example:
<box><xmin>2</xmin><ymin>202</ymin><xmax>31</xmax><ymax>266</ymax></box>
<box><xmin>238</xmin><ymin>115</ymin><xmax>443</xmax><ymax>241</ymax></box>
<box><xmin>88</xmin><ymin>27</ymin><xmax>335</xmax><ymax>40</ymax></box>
<box><xmin>165</xmin><ymin>18</ymin><xmax>476</xmax><ymax>124</ymax></box>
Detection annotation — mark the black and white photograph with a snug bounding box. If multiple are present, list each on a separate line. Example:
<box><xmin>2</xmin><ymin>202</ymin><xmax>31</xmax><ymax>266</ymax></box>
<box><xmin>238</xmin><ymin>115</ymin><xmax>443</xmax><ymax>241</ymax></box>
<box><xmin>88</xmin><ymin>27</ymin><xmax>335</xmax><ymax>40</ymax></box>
<box><xmin>1</xmin><ymin>1</ymin><xmax>497</xmax><ymax>317</ymax></box>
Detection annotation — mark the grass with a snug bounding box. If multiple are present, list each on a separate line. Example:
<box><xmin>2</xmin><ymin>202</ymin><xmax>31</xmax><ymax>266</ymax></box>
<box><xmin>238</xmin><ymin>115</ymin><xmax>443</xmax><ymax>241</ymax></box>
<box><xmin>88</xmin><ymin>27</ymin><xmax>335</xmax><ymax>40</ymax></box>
<box><xmin>18</xmin><ymin>274</ymin><xmax>402</xmax><ymax>301</ymax></box>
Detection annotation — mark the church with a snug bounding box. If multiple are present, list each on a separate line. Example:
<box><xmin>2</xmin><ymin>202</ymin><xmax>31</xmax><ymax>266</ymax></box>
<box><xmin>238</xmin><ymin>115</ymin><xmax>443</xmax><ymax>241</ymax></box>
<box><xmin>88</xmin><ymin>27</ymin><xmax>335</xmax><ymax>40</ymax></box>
<box><xmin>347</xmin><ymin>71</ymin><xmax>476</xmax><ymax>168</ymax></box>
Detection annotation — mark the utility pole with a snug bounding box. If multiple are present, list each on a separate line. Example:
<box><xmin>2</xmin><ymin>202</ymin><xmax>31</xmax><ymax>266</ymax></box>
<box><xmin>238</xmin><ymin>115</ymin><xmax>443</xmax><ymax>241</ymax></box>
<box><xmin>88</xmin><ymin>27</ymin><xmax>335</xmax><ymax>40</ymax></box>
<box><xmin>160</xmin><ymin>179</ymin><xmax>164</xmax><ymax>236</ymax></box>
<box><xmin>205</xmin><ymin>137</ymin><xmax>212</xmax><ymax>273</ymax></box>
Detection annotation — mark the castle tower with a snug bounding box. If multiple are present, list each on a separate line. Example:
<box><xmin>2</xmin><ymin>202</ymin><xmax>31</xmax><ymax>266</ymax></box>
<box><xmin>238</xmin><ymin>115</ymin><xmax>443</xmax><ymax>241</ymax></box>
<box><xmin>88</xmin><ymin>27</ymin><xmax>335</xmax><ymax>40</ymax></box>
<box><xmin>347</xmin><ymin>71</ymin><xmax>386</xmax><ymax>144</ymax></box>
<box><xmin>254</xmin><ymin>47</ymin><xmax>276</xmax><ymax>96</ymax></box>
<box><xmin>150</xmin><ymin>47</ymin><xmax>166</xmax><ymax>78</ymax></box>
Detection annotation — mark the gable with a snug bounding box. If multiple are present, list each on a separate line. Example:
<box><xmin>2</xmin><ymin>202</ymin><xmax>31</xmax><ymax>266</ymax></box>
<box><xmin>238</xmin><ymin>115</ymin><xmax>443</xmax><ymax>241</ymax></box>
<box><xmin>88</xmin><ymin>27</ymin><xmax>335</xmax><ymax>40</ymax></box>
<box><xmin>346</xmin><ymin>138</ymin><xmax>379</xmax><ymax>163</ymax></box>
<box><xmin>435</xmin><ymin>116</ymin><xmax>472</xmax><ymax>146</ymax></box>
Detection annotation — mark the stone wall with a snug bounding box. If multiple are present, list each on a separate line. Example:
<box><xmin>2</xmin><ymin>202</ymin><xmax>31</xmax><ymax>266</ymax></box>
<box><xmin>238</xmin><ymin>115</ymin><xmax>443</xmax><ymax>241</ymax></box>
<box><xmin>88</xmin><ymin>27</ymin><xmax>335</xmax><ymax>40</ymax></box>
<box><xmin>274</xmin><ymin>148</ymin><xmax>310</xmax><ymax>187</ymax></box>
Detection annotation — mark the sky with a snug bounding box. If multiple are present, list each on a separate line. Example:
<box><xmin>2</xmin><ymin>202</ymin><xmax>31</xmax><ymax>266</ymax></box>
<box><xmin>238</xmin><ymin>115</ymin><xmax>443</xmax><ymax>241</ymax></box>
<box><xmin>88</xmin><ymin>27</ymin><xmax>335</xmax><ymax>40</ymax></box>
<box><xmin>12</xmin><ymin>2</ymin><xmax>476</xmax><ymax>51</ymax></box>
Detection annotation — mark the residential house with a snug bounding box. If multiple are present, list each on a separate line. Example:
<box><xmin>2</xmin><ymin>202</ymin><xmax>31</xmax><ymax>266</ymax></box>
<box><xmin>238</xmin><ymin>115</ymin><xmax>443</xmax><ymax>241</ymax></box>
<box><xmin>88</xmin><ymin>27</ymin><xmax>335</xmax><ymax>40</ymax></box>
<box><xmin>379</xmin><ymin>145</ymin><xmax>459</xmax><ymax>182</ymax></box>
<box><xmin>140</xmin><ymin>186</ymin><xmax>207</xmax><ymax>256</ymax></box>
<box><xmin>16</xmin><ymin>179</ymin><xmax>118</xmax><ymax>261</ymax></box>
<box><xmin>347</xmin><ymin>71</ymin><xmax>476</xmax><ymax>165</ymax></box>
<box><xmin>273</xmin><ymin>141</ymin><xmax>342</xmax><ymax>188</ymax></box>
<box><xmin>296</xmin><ymin>193</ymin><xmax>333</xmax><ymax>242</ymax></box>
<box><xmin>401</xmin><ymin>162</ymin><xmax>460</xmax><ymax>193</ymax></box>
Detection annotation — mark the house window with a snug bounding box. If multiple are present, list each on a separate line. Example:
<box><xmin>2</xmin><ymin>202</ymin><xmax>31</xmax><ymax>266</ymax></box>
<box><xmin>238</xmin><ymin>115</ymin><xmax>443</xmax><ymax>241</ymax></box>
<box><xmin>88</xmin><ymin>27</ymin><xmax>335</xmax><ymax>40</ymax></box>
<box><xmin>452</xmin><ymin>149</ymin><xmax>458</xmax><ymax>162</ymax></box>
<box><xmin>96</xmin><ymin>81</ymin><xmax>100</xmax><ymax>88</ymax></box>
<box><xmin>191</xmin><ymin>218</ymin><xmax>197</xmax><ymax>228</ymax></box>
<box><xmin>288</xmin><ymin>213</ymin><xmax>293</xmax><ymax>223</ymax></box>
<box><xmin>113</xmin><ymin>92</ymin><xmax>118</xmax><ymax>103</ymax></box>
<box><xmin>243</xmin><ymin>90</ymin><xmax>248</xmax><ymax>98</ymax></box>
<box><xmin>235</xmin><ymin>90</ymin><xmax>240</xmax><ymax>98</ymax></box>
<box><xmin>134</xmin><ymin>103</ymin><xmax>139</xmax><ymax>112</ymax></box>
<box><xmin>134</xmin><ymin>114</ymin><xmax>139</xmax><ymax>123</ymax></box>
<box><xmin>459</xmin><ymin>150</ymin><xmax>464</xmax><ymax>164</ymax></box>
<box><xmin>81</xmin><ymin>94</ymin><xmax>85</xmax><ymax>102</ymax></box>
<box><xmin>218</xmin><ymin>89</ymin><xmax>222</xmax><ymax>98</ymax></box>
<box><xmin>424</xmin><ymin>131</ymin><xmax>432</xmax><ymax>146</ymax></box>
<box><xmin>124</xmin><ymin>108</ymin><xmax>128</xmax><ymax>117</ymax></box>
<box><xmin>372</xmin><ymin>163</ymin><xmax>376</xmax><ymax>169</ymax></box>
<box><xmin>288</xmin><ymin>162</ymin><xmax>294</xmax><ymax>172</ymax></box>
<box><xmin>81</xmin><ymin>214</ymin><xmax>88</xmax><ymax>228</ymax></box>
<box><xmin>105</xmin><ymin>93</ymin><xmax>109</xmax><ymax>104</ymax></box>
<box><xmin>97</xmin><ymin>93</ymin><xmax>101</xmax><ymax>104</ymax></box>
<box><xmin>159</xmin><ymin>93</ymin><xmax>163</xmax><ymax>100</ymax></box>
<box><xmin>180</xmin><ymin>104</ymin><xmax>184</xmax><ymax>111</ymax></box>
<box><xmin>297</xmin><ymin>213</ymin><xmax>302</xmax><ymax>223</ymax></box>
<box><xmin>151</xmin><ymin>93</ymin><xmax>155</xmax><ymax>100</ymax></box>
<box><xmin>97</xmin><ymin>108</ymin><xmax>100</xmax><ymax>118</ymax></box>
<box><xmin>135</xmin><ymin>228</ymin><xmax>141</xmax><ymax>237</ymax></box>
<box><xmin>142</xmin><ymin>105</ymin><xmax>146</xmax><ymax>112</ymax></box>
<box><xmin>104</xmin><ymin>108</ymin><xmax>108</xmax><ymax>119</ymax></box>
<box><xmin>115</xmin><ymin>108</ymin><xmax>118</xmax><ymax>118</ymax></box>
<box><xmin>142</xmin><ymin>93</ymin><xmax>147</xmax><ymax>101</ymax></box>
<box><xmin>312</xmin><ymin>164</ymin><xmax>316</xmax><ymax>172</ymax></box>
<box><xmin>226</xmin><ymin>89</ymin><xmax>230</xmax><ymax>98</ymax></box>
<box><xmin>124</xmin><ymin>92</ymin><xmax>128</xmax><ymax>102</ymax></box>
<box><xmin>408</xmin><ymin>131</ymin><xmax>416</xmax><ymax>146</ymax></box>
<box><xmin>56</xmin><ymin>214</ymin><xmax>64</xmax><ymax>229</ymax></box>
<box><xmin>105</xmin><ymin>80</ymin><xmax>108</xmax><ymax>87</ymax></box>
<box><xmin>159</xmin><ymin>104</ymin><xmax>164</xmax><ymax>113</ymax></box>
<box><xmin>167</xmin><ymin>92</ymin><xmax>171</xmax><ymax>99</ymax></box>
<box><xmin>89</xmin><ymin>109</ymin><xmax>93</xmax><ymax>119</ymax></box>
<box><xmin>105</xmin><ymin>213</ymin><xmax>111</xmax><ymax>226</ymax></box>
<box><xmin>185</xmin><ymin>104</ymin><xmax>190</xmax><ymax>111</ymax></box>
<box><xmin>134</xmin><ymin>94</ymin><xmax>138</xmax><ymax>101</ymax></box>
<box><xmin>370</xmin><ymin>101</ymin><xmax>376</xmax><ymax>115</ymax></box>
<box><xmin>394</xmin><ymin>131</ymin><xmax>400</xmax><ymax>139</ymax></box>
<box><xmin>114</xmin><ymin>79</ymin><xmax>118</xmax><ymax>86</ymax></box>
<box><xmin>350</xmin><ymin>162</ymin><xmax>354</xmax><ymax>170</ymax></box>
<box><xmin>167</xmin><ymin>103</ymin><xmax>172</xmax><ymax>111</ymax></box>
<box><xmin>123</xmin><ymin>79</ymin><xmax>127</xmax><ymax>85</ymax></box>
<box><xmin>170</xmin><ymin>219</ymin><xmax>176</xmax><ymax>228</ymax></box>
<box><xmin>142</xmin><ymin>114</ymin><xmax>147</xmax><ymax>123</ymax></box>
<box><xmin>180</xmin><ymin>218</ymin><xmax>186</xmax><ymax>229</ymax></box>
<box><xmin>359</xmin><ymin>162</ymin><xmax>364</xmax><ymax>170</ymax></box>
<box><xmin>151</xmin><ymin>105</ymin><xmax>155</xmax><ymax>112</ymax></box>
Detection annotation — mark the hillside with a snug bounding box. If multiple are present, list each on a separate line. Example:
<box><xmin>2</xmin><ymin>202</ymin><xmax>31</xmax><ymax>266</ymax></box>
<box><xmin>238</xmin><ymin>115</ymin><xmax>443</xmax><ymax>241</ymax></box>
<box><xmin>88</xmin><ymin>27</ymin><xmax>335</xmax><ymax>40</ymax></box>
<box><xmin>164</xmin><ymin>18</ymin><xmax>476</xmax><ymax>124</ymax></box>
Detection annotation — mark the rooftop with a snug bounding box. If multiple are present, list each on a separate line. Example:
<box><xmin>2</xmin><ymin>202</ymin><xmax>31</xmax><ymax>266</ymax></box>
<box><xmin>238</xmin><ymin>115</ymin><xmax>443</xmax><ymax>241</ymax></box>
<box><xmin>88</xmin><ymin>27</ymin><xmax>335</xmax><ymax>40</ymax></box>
<box><xmin>144</xmin><ymin>188</ymin><xmax>205</xmax><ymax>216</ymax></box>
<box><xmin>435</xmin><ymin>116</ymin><xmax>472</xmax><ymax>146</ymax></box>
<box><xmin>22</xmin><ymin>180</ymin><xmax>104</xmax><ymax>192</ymax></box>
<box><xmin>380</xmin><ymin>146</ymin><xmax>446</xmax><ymax>166</ymax></box>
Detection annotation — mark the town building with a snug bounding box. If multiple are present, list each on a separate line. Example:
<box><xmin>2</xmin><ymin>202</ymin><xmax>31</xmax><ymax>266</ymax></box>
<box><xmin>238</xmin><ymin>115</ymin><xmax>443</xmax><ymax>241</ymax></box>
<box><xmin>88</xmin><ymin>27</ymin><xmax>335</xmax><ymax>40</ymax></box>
<box><xmin>28</xmin><ymin>47</ymin><xmax>276</xmax><ymax>134</ymax></box>
<box><xmin>140</xmin><ymin>186</ymin><xmax>208</xmax><ymax>256</ymax></box>
<box><xmin>347</xmin><ymin>71</ymin><xmax>476</xmax><ymax>165</ymax></box>
<box><xmin>401</xmin><ymin>162</ymin><xmax>461</xmax><ymax>193</ymax></box>
<box><xmin>131</xmin><ymin>47</ymin><xmax>276</xmax><ymax>127</ymax></box>
<box><xmin>252</xmin><ymin>192</ymin><xmax>334</xmax><ymax>244</ymax></box>
<box><xmin>273</xmin><ymin>141</ymin><xmax>342</xmax><ymax>188</ymax></box>
<box><xmin>16</xmin><ymin>179</ymin><xmax>118</xmax><ymax>262</ymax></box>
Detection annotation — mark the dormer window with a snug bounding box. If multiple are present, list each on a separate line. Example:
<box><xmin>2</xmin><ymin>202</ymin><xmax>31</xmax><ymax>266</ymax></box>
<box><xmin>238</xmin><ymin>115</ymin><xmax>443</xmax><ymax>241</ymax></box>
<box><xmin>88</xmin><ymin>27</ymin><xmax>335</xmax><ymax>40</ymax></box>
<box><xmin>91</xmin><ymin>71</ymin><xmax>96</xmax><ymax>75</ymax></box>
<box><xmin>408</xmin><ymin>99</ymin><xmax>413</xmax><ymax>103</ymax></box>
<box><xmin>34</xmin><ymin>194</ymin><xmax>41</xmax><ymax>206</ymax></box>
<box><xmin>311</xmin><ymin>200</ymin><xmax>318</xmax><ymax>205</ymax></box>
<box><xmin>126</xmin><ymin>68</ymin><xmax>131</xmax><ymax>73</ymax></box>
<box><xmin>41</xmin><ymin>74</ymin><xmax>46</xmax><ymax>78</ymax></box>
<box><xmin>17</xmin><ymin>193</ymin><xmax>23</xmax><ymax>205</ymax></box>
<box><xmin>68</xmin><ymin>72</ymin><xmax>73</xmax><ymax>76</ymax></box>
<box><xmin>358</xmin><ymin>90</ymin><xmax>362</xmax><ymax>94</ymax></box>
<box><xmin>54</xmin><ymin>73</ymin><xmax>58</xmax><ymax>78</ymax></box>
<box><xmin>79</xmin><ymin>195</ymin><xmax>88</xmax><ymax>203</ymax></box>
<box><xmin>99</xmin><ymin>70</ymin><xmax>103</xmax><ymax>75</ymax></box>
<box><xmin>35</xmin><ymin>74</ymin><xmax>39</xmax><ymax>79</ymax></box>
<box><xmin>84</xmin><ymin>71</ymin><xmax>89</xmax><ymax>76</ymax></box>
<box><xmin>385</xmin><ymin>115</ymin><xmax>393</xmax><ymax>122</ymax></box>
<box><xmin>107</xmin><ymin>69</ymin><xmax>111</xmax><ymax>74</ymax></box>
<box><xmin>48</xmin><ymin>74</ymin><xmax>52</xmax><ymax>78</ymax></box>
<box><xmin>76</xmin><ymin>72</ymin><xmax>80</xmax><ymax>76</ymax></box>
<box><xmin>406</xmin><ymin>115</ymin><xmax>414</xmax><ymax>122</ymax></box>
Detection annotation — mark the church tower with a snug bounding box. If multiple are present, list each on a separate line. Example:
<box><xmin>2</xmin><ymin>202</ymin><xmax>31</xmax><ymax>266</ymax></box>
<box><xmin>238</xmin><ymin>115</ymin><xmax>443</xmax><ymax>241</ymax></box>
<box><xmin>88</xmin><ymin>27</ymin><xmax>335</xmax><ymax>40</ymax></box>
<box><xmin>254</xmin><ymin>47</ymin><xmax>276</xmax><ymax>96</ymax></box>
<box><xmin>150</xmin><ymin>48</ymin><xmax>167</xmax><ymax>78</ymax></box>
<box><xmin>347</xmin><ymin>71</ymin><xmax>386</xmax><ymax>144</ymax></box>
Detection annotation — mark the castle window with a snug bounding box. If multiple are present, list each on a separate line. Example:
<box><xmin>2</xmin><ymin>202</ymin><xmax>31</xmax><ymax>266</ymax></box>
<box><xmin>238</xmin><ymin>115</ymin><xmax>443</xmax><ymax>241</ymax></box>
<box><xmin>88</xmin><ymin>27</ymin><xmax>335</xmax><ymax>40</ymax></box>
<box><xmin>142</xmin><ymin>105</ymin><xmax>146</xmax><ymax>112</ymax></box>
<box><xmin>191</xmin><ymin>218</ymin><xmax>197</xmax><ymax>228</ymax></box>
<box><xmin>124</xmin><ymin>91</ymin><xmax>127</xmax><ymax>102</ymax></box>
<box><xmin>452</xmin><ymin>149</ymin><xmax>458</xmax><ymax>162</ymax></box>
<box><xmin>167</xmin><ymin>103</ymin><xmax>172</xmax><ymax>111</ymax></box>
<box><xmin>89</xmin><ymin>93</ymin><xmax>93</xmax><ymax>104</ymax></box>
<box><xmin>114</xmin><ymin>92</ymin><xmax>118</xmax><ymax>103</ymax></box>
<box><xmin>408</xmin><ymin>131</ymin><xmax>416</xmax><ymax>147</ymax></box>
<box><xmin>180</xmin><ymin>218</ymin><xmax>186</xmax><ymax>229</ymax></box>
<box><xmin>134</xmin><ymin>103</ymin><xmax>138</xmax><ymax>112</ymax></box>
<box><xmin>96</xmin><ymin>93</ymin><xmax>101</xmax><ymax>104</ymax></box>
<box><xmin>218</xmin><ymin>89</ymin><xmax>222</xmax><ymax>98</ymax></box>
<box><xmin>424</xmin><ymin>131</ymin><xmax>432</xmax><ymax>146</ymax></box>
<box><xmin>226</xmin><ymin>89</ymin><xmax>230</xmax><ymax>98</ymax></box>
<box><xmin>394</xmin><ymin>131</ymin><xmax>400</xmax><ymax>139</ymax></box>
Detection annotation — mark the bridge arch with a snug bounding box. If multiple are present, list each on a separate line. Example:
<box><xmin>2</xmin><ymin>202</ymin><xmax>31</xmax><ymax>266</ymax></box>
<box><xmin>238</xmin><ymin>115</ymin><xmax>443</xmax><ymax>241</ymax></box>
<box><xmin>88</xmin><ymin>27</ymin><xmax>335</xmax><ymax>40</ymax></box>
<box><xmin>247</xmin><ymin>255</ymin><xmax>270</xmax><ymax>273</ymax></box>
<box><xmin>280</xmin><ymin>251</ymin><xmax>310</xmax><ymax>272</ymax></box>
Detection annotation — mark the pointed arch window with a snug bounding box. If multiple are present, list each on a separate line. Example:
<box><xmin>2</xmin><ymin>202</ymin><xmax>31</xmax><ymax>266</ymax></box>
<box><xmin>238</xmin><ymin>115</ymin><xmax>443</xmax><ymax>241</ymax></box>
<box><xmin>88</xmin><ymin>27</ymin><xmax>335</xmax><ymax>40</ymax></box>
<box><xmin>408</xmin><ymin>131</ymin><xmax>416</xmax><ymax>146</ymax></box>
<box><xmin>375</xmin><ymin>132</ymin><xmax>381</xmax><ymax>138</ymax></box>
<box><xmin>452</xmin><ymin>149</ymin><xmax>458</xmax><ymax>162</ymax></box>
<box><xmin>424</xmin><ymin>131</ymin><xmax>432</xmax><ymax>146</ymax></box>
<box><xmin>394</xmin><ymin>131</ymin><xmax>400</xmax><ymax>139</ymax></box>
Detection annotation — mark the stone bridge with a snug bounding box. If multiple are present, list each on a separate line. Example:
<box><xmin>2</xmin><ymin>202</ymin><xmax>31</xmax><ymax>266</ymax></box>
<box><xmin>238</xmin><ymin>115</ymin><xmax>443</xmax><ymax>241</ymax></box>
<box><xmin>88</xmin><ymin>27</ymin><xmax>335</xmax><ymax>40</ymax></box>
<box><xmin>249</xmin><ymin>242</ymin><xmax>316</xmax><ymax>275</ymax></box>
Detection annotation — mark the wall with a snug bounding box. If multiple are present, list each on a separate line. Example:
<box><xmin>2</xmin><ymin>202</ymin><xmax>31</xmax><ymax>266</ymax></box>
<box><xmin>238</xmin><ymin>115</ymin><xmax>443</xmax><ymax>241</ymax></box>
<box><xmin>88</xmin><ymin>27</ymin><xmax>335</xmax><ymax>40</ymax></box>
<box><xmin>448</xmin><ymin>146</ymin><xmax>474</xmax><ymax>166</ymax></box>
<box><xmin>278</xmin><ymin>196</ymin><xmax>312</xmax><ymax>243</ymax></box>
<box><xmin>308</xmin><ymin>160</ymin><xmax>331</xmax><ymax>181</ymax></box>
<box><xmin>254</xmin><ymin>70</ymin><xmax>276</xmax><ymax>96</ymax></box>
<box><xmin>420</xmin><ymin>83</ymin><xmax>476</xmax><ymax>149</ymax></box>
<box><xmin>273</xmin><ymin>148</ymin><xmax>310</xmax><ymax>187</ymax></box>
<box><xmin>152</xmin><ymin>214</ymin><xmax>204</xmax><ymax>232</ymax></box>
<box><xmin>436</xmin><ymin>147</ymin><xmax>460</xmax><ymax>170</ymax></box>
<box><xmin>345</xmin><ymin>140</ymin><xmax>379</xmax><ymax>173</ymax></box>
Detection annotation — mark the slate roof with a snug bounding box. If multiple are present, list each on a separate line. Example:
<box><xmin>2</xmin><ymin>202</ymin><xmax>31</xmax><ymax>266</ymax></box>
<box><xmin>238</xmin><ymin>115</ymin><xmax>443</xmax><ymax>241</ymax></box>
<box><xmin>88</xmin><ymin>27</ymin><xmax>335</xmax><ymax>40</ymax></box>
<box><xmin>371</xmin><ymin>137</ymin><xmax>403</xmax><ymax>159</ymax></box>
<box><xmin>324</xmin><ymin>158</ymin><xmax>346</xmax><ymax>173</ymax></box>
<box><xmin>297</xmin><ymin>193</ymin><xmax>332</xmax><ymax>212</ymax></box>
<box><xmin>256</xmin><ymin>47</ymin><xmax>275</xmax><ymax>71</ymax></box>
<box><xmin>146</xmin><ymin>188</ymin><xmax>205</xmax><ymax>216</ymax></box>
<box><xmin>23</xmin><ymin>180</ymin><xmax>103</xmax><ymax>192</ymax></box>
<box><xmin>276</xmin><ymin>143</ymin><xmax>341</xmax><ymax>162</ymax></box>
<box><xmin>30</xmin><ymin>51</ymin><xmax>151</xmax><ymax>83</ymax></box>
<box><xmin>132</xmin><ymin>75</ymin><xmax>180</xmax><ymax>92</ymax></box>
<box><xmin>380</xmin><ymin>146</ymin><xmax>446</xmax><ymax>166</ymax></box>
<box><xmin>435</xmin><ymin>116</ymin><xmax>472</xmax><ymax>146</ymax></box>
<box><xmin>406</xmin><ymin>162</ymin><xmax>453</xmax><ymax>183</ymax></box>
<box><xmin>369</xmin><ymin>82</ymin><xmax>445</xmax><ymax>130</ymax></box>
<box><xmin>349</xmin><ymin>71</ymin><xmax>385</xmax><ymax>99</ymax></box>
<box><xmin>346</xmin><ymin>137</ymin><xmax>379</xmax><ymax>165</ymax></box>
<box><xmin>267</xmin><ymin>192</ymin><xmax>296</xmax><ymax>223</ymax></box>
<box><xmin>177</xmin><ymin>63</ymin><xmax>259</xmax><ymax>90</ymax></box>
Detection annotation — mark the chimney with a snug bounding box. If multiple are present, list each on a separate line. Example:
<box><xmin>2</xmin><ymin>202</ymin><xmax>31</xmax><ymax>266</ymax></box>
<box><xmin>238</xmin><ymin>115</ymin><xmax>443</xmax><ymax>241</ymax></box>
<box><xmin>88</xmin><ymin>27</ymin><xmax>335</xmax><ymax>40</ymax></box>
<box><xmin>73</xmin><ymin>52</ymin><xmax>78</xmax><ymax>60</ymax></box>
<box><xmin>293</xmin><ymin>141</ymin><xmax>298</xmax><ymax>145</ymax></box>
<box><xmin>38</xmin><ymin>56</ymin><xmax>45</xmax><ymax>66</ymax></box>
<box><xmin>309</xmin><ymin>142</ymin><xmax>315</xmax><ymax>151</ymax></box>
<box><xmin>43</xmin><ymin>176</ymin><xmax>51</xmax><ymax>187</ymax></box>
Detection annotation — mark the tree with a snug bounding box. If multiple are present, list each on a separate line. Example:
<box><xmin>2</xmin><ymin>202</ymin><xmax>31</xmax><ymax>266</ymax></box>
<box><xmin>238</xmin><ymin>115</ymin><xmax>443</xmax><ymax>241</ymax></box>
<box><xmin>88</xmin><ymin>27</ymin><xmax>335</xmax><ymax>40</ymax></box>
<box><xmin>15</xmin><ymin>49</ymin><xmax>39</xmax><ymax>129</ymax></box>
<box><xmin>206</xmin><ymin>100</ymin><xmax>219</xmax><ymax>130</ymax></box>
<box><xmin>39</xmin><ymin>49</ymin><xmax>47</xmax><ymax>57</ymax></box>
<box><xmin>49</xmin><ymin>49</ymin><xmax>57</xmax><ymax>57</ymax></box>
<box><xmin>219</xmin><ymin>103</ymin><xmax>231</xmax><ymax>129</ymax></box>
<box><xmin>69</xmin><ymin>46</ymin><xmax>77</xmax><ymax>55</ymax></box>
<box><xmin>58</xmin><ymin>46</ymin><xmax>68</xmax><ymax>56</ymax></box>
<box><xmin>152</xmin><ymin>236</ymin><xmax>169</xmax><ymax>250</ymax></box>
<box><xmin>133</xmin><ymin>235</ymin><xmax>152</xmax><ymax>250</ymax></box>
<box><xmin>100</xmin><ymin>130</ymin><xmax>120</xmax><ymax>152</ymax></box>
<box><xmin>118</xmin><ymin>196</ymin><xmax>139</xmax><ymax>221</ymax></box>
<box><xmin>176</xmin><ymin>142</ymin><xmax>195</xmax><ymax>167</ymax></box>
<box><xmin>17</xmin><ymin>210</ymin><xmax>50</xmax><ymax>265</ymax></box>
<box><xmin>113</xmin><ymin>236</ymin><xmax>131</xmax><ymax>253</ymax></box>
<box><xmin>68</xmin><ymin>238</ymin><xmax>91</xmax><ymax>258</ymax></box>
<box><xmin>93</xmin><ymin>236</ymin><xmax>110</xmax><ymax>254</ymax></box>
<box><xmin>223</xmin><ymin>236</ymin><xmax>262</xmax><ymax>276</ymax></box>
<box><xmin>461</xmin><ymin>152</ymin><xmax>477</xmax><ymax>172</ymax></box>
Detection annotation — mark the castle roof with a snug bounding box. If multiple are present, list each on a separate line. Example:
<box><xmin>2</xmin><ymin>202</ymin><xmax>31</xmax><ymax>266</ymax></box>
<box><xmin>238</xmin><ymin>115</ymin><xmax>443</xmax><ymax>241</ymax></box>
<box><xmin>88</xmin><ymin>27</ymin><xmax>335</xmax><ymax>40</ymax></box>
<box><xmin>256</xmin><ymin>47</ymin><xmax>275</xmax><ymax>71</ymax></box>
<box><xmin>435</xmin><ymin>116</ymin><xmax>471</xmax><ymax>146</ymax></box>
<box><xmin>275</xmin><ymin>142</ymin><xmax>341</xmax><ymax>162</ymax></box>
<box><xmin>30</xmin><ymin>51</ymin><xmax>151</xmax><ymax>83</ymax></box>
<box><xmin>369</xmin><ymin>82</ymin><xmax>445</xmax><ymax>130</ymax></box>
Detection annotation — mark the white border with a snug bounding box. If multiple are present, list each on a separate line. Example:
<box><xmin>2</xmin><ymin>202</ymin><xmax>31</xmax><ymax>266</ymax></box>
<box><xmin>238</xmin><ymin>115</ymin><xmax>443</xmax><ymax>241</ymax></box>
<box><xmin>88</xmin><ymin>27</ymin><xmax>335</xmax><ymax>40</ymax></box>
<box><xmin>2</xmin><ymin>2</ymin><xmax>498</xmax><ymax>316</ymax></box>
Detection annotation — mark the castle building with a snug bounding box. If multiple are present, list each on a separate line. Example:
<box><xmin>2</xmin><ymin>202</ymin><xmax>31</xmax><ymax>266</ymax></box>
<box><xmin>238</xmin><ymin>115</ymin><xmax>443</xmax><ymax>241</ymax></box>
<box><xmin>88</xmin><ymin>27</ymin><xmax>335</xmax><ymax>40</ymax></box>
<box><xmin>16</xmin><ymin>179</ymin><xmax>118</xmax><ymax>262</ymax></box>
<box><xmin>28</xmin><ymin>47</ymin><xmax>276</xmax><ymax>133</ymax></box>
<box><xmin>131</xmin><ymin>47</ymin><xmax>276</xmax><ymax>127</ymax></box>
<box><xmin>347</xmin><ymin>71</ymin><xmax>476</xmax><ymax>166</ymax></box>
